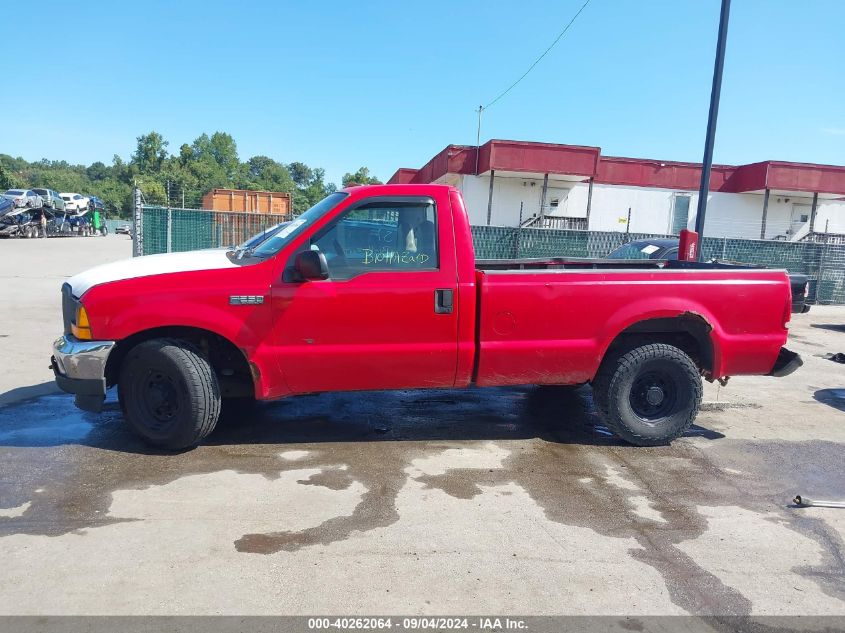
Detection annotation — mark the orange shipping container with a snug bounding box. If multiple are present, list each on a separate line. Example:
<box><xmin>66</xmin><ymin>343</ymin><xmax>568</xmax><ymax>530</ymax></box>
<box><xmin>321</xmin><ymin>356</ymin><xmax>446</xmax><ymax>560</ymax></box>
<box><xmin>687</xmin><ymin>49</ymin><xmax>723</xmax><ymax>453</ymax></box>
<box><xmin>201</xmin><ymin>188</ymin><xmax>292</xmax><ymax>216</ymax></box>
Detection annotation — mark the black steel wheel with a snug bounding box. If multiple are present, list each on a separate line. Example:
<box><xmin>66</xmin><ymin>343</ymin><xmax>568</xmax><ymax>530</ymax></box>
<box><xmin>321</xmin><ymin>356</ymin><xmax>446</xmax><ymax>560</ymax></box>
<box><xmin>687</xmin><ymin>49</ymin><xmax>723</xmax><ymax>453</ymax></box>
<box><xmin>118</xmin><ymin>338</ymin><xmax>221</xmax><ymax>449</ymax></box>
<box><xmin>592</xmin><ymin>343</ymin><xmax>701</xmax><ymax>446</ymax></box>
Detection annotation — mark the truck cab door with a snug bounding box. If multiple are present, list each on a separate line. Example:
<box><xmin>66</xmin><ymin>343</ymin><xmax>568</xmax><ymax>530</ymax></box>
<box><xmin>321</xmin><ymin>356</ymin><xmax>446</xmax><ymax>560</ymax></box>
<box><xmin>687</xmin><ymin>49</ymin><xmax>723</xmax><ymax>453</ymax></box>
<box><xmin>270</xmin><ymin>194</ymin><xmax>459</xmax><ymax>394</ymax></box>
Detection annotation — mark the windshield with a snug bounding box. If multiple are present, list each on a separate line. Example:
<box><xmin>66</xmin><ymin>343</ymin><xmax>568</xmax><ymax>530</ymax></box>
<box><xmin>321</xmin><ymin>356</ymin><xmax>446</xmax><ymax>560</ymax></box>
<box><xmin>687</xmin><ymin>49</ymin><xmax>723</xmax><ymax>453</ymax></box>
<box><xmin>6</xmin><ymin>190</ymin><xmax>25</xmax><ymax>196</ymax></box>
<box><xmin>606</xmin><ymin>242</ymin><xmax>664</xmax><ymax>260</ymax></box>
<box><xmin>251</xmin><ymin>192</ymin><xmax>348</xmax><ymax>258</ymax></box>
<box><xmin>238</xmin><ymin>222</ymin><xmax>289</xmax><ymax>250</ymax></box>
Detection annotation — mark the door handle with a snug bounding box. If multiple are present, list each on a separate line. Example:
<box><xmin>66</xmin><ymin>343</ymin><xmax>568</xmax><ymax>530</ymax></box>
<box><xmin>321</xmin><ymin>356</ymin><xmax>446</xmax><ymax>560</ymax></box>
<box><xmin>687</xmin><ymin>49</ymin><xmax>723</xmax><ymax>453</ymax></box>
<box><xmin>434</xmin><ymin>289</ymin><xmax>453</xmax><ymax>314</ymax></box>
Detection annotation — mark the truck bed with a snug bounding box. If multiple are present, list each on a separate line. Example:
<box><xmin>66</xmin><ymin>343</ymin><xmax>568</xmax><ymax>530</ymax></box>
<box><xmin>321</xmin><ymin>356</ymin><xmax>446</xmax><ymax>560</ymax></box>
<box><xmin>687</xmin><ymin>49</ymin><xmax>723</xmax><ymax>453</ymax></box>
<box><xmin>473</xmin><ymin>264</ymin><xmax>790</xmax><ymax>387</ymax></box>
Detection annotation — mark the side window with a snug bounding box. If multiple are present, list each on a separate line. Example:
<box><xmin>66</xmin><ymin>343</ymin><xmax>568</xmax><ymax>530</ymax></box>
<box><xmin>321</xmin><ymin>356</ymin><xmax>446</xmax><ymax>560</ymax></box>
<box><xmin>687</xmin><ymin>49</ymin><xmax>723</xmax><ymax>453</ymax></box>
<box><xmin>310</xmin><ymin>200</ymin><xmax>438</xmax><ymax>280</ymax></box>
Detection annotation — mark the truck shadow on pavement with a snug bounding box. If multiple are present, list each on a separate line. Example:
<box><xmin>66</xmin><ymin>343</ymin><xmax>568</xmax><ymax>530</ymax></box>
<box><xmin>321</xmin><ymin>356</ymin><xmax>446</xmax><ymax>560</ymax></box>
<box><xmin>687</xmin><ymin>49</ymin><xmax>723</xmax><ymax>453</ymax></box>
<box><xmin>0</xmin><ymin>384</ymin><xmax>724</xmax><ymax>452</ymax></box>
<box><xmin>810</xmin><ymin>323</ymin><xmax>845</xmax><ymax>334</ymax></box>
<box><xmin>2</xmin><ymin>386</ymin><xmax>845</xmax><ymax>618</ymax></box>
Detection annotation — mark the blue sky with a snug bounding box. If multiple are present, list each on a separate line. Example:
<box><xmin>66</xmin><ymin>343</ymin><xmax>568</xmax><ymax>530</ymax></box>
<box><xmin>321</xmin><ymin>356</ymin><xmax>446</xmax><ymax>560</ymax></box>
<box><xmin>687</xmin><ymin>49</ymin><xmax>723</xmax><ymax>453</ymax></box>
<box><xmin>3</xmin><ymin>0</ymin><xmax>843</xmax><ymax>185</ymax></box>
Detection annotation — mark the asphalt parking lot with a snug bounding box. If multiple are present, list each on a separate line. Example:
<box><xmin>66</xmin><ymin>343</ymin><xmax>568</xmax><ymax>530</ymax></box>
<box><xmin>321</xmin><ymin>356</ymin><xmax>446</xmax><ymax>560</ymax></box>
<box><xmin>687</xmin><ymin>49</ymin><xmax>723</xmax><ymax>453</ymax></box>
<box><xmin>0</xmin><ymin>235</ymin><xmax>844</xmax><ymax>616</ymax></box>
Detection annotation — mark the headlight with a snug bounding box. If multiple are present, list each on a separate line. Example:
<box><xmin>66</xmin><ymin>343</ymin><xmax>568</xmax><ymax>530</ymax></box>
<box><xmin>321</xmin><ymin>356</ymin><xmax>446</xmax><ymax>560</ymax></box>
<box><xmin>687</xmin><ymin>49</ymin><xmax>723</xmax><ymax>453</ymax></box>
<box><xmin>71</xmin><ymin>305</ymin><xmax>92</xmax><ymax>340</ymax></box>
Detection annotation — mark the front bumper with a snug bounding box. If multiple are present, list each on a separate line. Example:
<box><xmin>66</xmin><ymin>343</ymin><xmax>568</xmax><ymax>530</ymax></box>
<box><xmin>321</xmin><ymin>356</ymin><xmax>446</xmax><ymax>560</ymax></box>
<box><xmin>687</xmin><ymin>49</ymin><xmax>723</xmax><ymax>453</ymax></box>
<box><xmin>51</xmin><ymin>334</ymin><xmax>115</xmax><ymax>412</ymax></box>
<box><xmin>768</xmin><ymin>347</ymin><xmax>803</xmax><ymax>378</ymax></box>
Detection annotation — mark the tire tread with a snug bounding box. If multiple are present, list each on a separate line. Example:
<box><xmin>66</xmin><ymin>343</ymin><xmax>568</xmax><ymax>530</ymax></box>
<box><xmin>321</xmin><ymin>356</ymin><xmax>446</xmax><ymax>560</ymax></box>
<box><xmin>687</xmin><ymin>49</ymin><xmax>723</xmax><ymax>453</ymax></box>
<box><xmin>119</xmin><ymin>338</ymin><xmax>221</xmax><ymax>449</ymax></box>
<box><xmin>595</xmin><ymin>343</ymin><xmax>702</xmax><ymax>446</ymax></box>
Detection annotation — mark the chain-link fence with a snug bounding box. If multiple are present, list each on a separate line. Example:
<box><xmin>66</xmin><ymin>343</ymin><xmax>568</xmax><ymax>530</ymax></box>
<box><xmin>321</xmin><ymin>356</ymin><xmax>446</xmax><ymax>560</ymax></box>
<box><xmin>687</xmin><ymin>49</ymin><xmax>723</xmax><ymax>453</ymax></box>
<box><xmin>132</xmin><ymin>190</ymin><xmax>845</xmax><ymax>305</ymax></box>
<box><xmin>137</xmin><ymin>206</ymin><xmax>285</xmax><ymax>255</ymax></box>
<box><xmin>472</xmin><ymin>225</ymin><xmax>845</xmax><ymax>304</ymax></box>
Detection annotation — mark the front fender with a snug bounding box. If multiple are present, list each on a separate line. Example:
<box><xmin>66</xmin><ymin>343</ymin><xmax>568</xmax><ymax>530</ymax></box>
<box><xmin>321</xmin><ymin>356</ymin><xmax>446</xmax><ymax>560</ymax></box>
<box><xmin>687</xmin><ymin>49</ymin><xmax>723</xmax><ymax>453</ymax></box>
<box><xmin>80</xmin><ymin>271</ymin><xmax>282</xmax><ymax>399</ymax></box>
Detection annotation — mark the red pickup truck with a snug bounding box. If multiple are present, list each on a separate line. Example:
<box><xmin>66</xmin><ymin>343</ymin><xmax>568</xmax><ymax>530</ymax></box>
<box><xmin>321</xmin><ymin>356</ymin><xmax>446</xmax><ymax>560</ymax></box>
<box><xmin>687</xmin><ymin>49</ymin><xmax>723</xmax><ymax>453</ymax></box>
<box><xmin>51</xmin><ymin>184</ymin><xmax>801</xmax><ymax>449</ymax></box>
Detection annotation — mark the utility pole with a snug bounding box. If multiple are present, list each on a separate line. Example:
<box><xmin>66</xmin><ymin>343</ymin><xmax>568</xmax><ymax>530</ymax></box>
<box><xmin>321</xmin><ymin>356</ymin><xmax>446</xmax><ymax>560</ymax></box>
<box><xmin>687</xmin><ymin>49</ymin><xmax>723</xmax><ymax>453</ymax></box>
<box><xmin>693</xmin><ymin>0</ymin><xmax>731</xmax><ymax>259</ymax></box>
<box><xmin>475</xmin><ymin>105</ymin><xmax>483</xmax><ymax>175</ymax></box>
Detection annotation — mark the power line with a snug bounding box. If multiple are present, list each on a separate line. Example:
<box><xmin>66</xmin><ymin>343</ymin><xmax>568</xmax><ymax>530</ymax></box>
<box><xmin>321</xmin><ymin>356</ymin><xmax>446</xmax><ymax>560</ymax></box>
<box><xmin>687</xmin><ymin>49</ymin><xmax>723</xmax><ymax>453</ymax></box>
<box><xmin>483</xmin><ymin>0</ymin><xmax>594</xmax><ymax>110</ymax></box>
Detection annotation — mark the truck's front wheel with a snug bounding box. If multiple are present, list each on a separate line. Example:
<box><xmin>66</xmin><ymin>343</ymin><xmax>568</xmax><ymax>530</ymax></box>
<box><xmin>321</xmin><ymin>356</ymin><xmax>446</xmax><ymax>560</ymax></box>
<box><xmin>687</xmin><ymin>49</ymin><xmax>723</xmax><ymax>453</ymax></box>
<box><xmin>118</xmin><ymin>338</ymin><xmax>221</xmax><ymax>450</ymax></box>
<box><xmin>593</xmin><ymin>343</ymin><xmax>701</xmax><ymax>446</ymax></box>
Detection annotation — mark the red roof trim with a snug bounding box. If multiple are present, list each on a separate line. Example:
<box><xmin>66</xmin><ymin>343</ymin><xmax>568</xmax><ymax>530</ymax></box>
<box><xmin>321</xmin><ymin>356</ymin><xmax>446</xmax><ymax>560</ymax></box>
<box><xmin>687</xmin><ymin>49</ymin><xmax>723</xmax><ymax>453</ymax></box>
<box><xmin>395</xmin><ymin>140</ymin><xmax>845</xmax><ymax>195</ymax></box>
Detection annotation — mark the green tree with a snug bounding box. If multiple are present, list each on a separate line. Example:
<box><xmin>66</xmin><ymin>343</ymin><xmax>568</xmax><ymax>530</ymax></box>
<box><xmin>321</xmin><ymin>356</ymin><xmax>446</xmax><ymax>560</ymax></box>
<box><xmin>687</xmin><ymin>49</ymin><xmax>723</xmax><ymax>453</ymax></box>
<box><xmin>287</xmin><ymin>161</ymin><xmax>313</xmax><ymax>188</ymax></box>
<box><xmin>240</xmin><ymin>156</ymin><xmax>295</xmax><ymax>192</ymax></box>
<box><xmin>1</xmin><ymin>129</ymin><xmax>345</xmax><ymax>217</ymax></box>
<box><xmin>131</xmin><ymin>131</ymin><xmax>169</xmax><ymax>174</ymax></box>
<box><xmin>86</xmin><ymin>161</ymin><xmax>110</xmax><ymax>181</ymax></box>
<box><xmin>342</xmin><ymin>167</ymin><xmax>381</xmax><ymax>187</ymax></box>
<box><xmin>0</xmin><ymin>161</ymin><xmax>20</xmax><ymax>189</ymax></box>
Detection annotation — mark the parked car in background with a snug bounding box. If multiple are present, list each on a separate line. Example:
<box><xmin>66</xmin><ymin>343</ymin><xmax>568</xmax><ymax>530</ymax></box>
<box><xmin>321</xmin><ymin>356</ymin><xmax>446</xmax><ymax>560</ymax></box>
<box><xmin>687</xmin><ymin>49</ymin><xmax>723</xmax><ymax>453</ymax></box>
<box><xmin>50</xmin><ymin>210</ymin><xmax>74</xmax><ymax>235</ymax></box>
<box><xmin>606</xmin><ymin>238</ymin><xmax>811</xmax><ymax>313</ymax></box>
<box><xmin>67</xmin><ymin>212</ymin><xmax>93</xmax><ymax>236</ymax></box>
<box><xmin>60</xmin><ymin>193</ymin><xmax>89</xmax><ymax>212</ymax></box>
<box><xmin>33</xmin><ymin>188</ymin><xmax>65</xmax><ymax>211</ymax></box>
<box><xmin>0</xmin><ymin>207</ymin><xmax>53</xmax><ymax>238</ymax></box>
<box><xmin>605</xmin><ymin>238</ymin><xmax>680</xmax><ymax>261</ymax></box>
<box><xmin>87</xmin><ymin>196</ymin><xmax>106</xmax><ymax>213</ymax></box>
<box><xmin>115</xmin><ymin>224</ymin><xmax>132</xmax><ymax>236</ymax></box>
<box><xmin>0</xmin><ymin>195</ymin><xmax>15</xmax><ymax>216</ymax></box>
<box><xmin>4</xmin><ymin>189</ymin><xmax>43</xmax><ymax>208</ymax></box>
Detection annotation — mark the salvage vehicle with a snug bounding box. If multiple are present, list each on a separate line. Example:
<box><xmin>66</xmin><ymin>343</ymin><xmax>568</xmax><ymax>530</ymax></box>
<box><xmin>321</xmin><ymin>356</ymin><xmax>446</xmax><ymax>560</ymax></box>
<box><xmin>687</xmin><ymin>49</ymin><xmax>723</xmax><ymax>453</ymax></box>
<box><xmin>51</xmin><ymin>184</ymin><xmax>802</xmax><ymax>449</ymax></box>
<box><xmin>60</xmin><ymin>192</ymin><xmax>89</xmax><ymax>212</ymax></box>
<box><xmin>0</xmin><ymin>207</ymin><xmax>53</xmax><ymax>238</ymax></box>
<box><xmin>67</xmin><ymin>212</ymin><xmax>93</xmax><ymax>236</ymax></box>
<box><xmin>607</xmin><ymin>238</ymin><xmax>812</xmax><ymax>313</ymax></box>
<box><xmin>32</xmin><ymin>188</ymin><xmax>65</xmax><ymax>211</ymax></box>
<box><xmin>4</xmin><ymin>189</ymin><xmax>43</xmax><ymax>208</ymax></box>
<box><xmin>0</xmin><ymin>195</ymin><xmax>14</xmax><ymax>216</ymax></box>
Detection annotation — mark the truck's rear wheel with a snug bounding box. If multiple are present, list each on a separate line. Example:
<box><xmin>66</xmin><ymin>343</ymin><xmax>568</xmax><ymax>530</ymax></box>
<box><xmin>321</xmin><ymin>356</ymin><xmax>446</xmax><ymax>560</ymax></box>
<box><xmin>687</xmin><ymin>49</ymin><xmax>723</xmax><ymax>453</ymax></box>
<box><xmin>592</xmin><ymin>343</ymin><xmax>701</xmax><ymax>446</ymax></box>
<box><xmin>118</xmin><ymin>338</ymin><xmax>221</xmax><ymax>450</ymax></box>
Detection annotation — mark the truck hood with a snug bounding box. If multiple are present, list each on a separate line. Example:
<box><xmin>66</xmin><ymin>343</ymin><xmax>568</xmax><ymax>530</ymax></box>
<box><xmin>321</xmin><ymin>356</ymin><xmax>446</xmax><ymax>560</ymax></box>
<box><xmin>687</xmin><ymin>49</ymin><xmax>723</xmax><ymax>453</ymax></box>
<box><xmin>68</xmin><ymin>249</ymin><xmax>239</xmax><ymax>297</ymax></box>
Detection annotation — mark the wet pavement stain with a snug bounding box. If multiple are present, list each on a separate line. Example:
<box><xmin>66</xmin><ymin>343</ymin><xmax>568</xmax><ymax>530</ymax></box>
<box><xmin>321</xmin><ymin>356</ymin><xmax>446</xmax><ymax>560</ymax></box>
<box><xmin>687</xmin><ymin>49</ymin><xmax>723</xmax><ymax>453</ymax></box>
<box><xmin>0</xmin><ymin>386</ymin><xmax>844</xmax><ymax>615</ymax></box>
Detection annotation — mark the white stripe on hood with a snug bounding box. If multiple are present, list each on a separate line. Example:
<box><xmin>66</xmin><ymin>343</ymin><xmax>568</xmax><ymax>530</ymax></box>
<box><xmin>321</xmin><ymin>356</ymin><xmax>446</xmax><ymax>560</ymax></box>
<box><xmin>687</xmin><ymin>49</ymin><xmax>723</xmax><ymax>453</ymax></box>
<box><xmin>68</xmin><ymin>249</ymin><xmax>240</xmax><ymax>296</ymax></box>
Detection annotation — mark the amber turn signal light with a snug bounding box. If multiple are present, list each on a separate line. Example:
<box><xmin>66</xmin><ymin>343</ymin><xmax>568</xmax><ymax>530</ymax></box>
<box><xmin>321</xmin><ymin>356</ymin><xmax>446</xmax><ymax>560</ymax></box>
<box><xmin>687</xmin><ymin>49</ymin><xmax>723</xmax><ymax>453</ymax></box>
<box><xmin>72</xmin><ymin>305</ymin><xmax>92</xmax><ymax>340</ymax></box>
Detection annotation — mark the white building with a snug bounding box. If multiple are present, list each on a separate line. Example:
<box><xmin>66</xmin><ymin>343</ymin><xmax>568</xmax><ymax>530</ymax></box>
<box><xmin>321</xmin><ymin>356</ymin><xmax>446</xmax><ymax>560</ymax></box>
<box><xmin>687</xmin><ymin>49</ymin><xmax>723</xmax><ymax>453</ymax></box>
<box><xmin>388</xmin><ymin>140</ymin><xmax>845</xmax><ymax>241</ymax></box>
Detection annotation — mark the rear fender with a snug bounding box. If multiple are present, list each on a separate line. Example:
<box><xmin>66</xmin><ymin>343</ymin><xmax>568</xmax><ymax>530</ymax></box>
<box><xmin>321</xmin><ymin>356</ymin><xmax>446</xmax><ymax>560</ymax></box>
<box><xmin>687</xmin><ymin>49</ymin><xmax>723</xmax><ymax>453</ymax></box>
<box><xmin>596</xmin><ymin>299</ymin><xmax>722</xmax><ymax>377</ymax></box>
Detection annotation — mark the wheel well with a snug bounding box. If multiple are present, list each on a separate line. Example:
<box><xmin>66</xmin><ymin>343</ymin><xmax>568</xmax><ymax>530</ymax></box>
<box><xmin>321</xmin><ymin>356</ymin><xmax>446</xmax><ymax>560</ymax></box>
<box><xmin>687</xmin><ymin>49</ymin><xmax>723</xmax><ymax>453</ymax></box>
<box><xmin>105</xmin><ymin>326</ymin><xmax>255</xmax><ymax>398</ymax></box>
<box><xmin>601</xmin><ymin>315</ymin><xmax>714</xmax><ymax>376</ymax></box>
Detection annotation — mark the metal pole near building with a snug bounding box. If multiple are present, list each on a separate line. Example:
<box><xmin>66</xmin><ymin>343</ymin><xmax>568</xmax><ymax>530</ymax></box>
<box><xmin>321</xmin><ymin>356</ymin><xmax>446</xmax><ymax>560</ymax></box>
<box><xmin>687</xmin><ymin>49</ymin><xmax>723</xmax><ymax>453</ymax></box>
<box><xmin>809</xmin><ymin>192</ymin><xmax>819</xmax><ymax>235</ymax></box>
<box><xmin>539</xmin><ymin>173</ymin><xmax>549</xmax><ymax>222</ymax></box>
<box><xmin>486</xmin><ymin>170</ymin><xmax>495</xmax><ymax>225</ymax></box>
<box><xmin>693</xmin><ymin>0</ymin><xmax>731</xmax><ymax>259</ymax></box>
<box><xmin>760</xmin><ymin>188</ymin><xmax>770</xmax><ymax>239</ymax></box>
<box><xmin>475</xmin><ymin>105</ymin><xmax>483</xmax><ymax>175</ymax></box>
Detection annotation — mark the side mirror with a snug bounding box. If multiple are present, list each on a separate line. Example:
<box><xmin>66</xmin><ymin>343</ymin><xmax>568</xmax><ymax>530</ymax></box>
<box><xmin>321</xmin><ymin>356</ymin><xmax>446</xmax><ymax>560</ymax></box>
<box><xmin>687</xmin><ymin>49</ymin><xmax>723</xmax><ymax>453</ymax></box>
<box><xmin>294</xmin><ymin>249</ymin><xmax>329</xmax><ymax>281</ymax></box>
